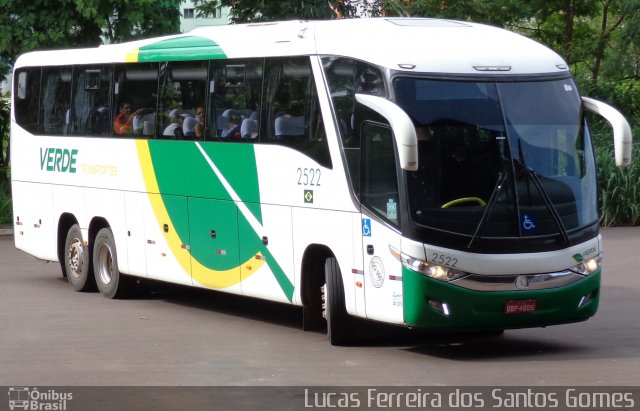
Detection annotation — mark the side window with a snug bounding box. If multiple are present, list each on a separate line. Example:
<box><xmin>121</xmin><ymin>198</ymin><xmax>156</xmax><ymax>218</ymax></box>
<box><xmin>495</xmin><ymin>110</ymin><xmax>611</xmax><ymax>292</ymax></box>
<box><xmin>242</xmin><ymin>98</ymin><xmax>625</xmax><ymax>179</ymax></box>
<box><xmin>158</xmin><ymin>61</ymin><xmax>208</xmax><ymax>140</ymax></box>
<box><xmin>40</xmin><ymin>67</ymin><xmax>73</xmax><ymax>135</ymax></box>
<box><xmin>113</xmin><ymin>63</ymin><xmax>158</xmax><ymax>137</ymax></box>
<box><xmin>209</xmin><ymin>59</ymin><xmax>263</xmax><ymax>141</ymax></box>
<box><xmin>70</xmin><ymin>66</ymin><xmax>112</xmax><ymax>137</ymax></box>
<box><xmin>322</xmin><ymin>57</ymin><xmax>386</xmax><ymax>148</ymax></box>
<box><xmin>361</xmin><ymin>122</ymin><xmax>399</xmax><ymax>226</ymax></box>
<box><xmin>14</xmin><ymin>68</ymin><xmax>41</xmax><ymax>133</ymax></box>
<box><xmin>262</xmin><ymin>57</ymin><xmax>331</xmax><ymax>168</ymax></box>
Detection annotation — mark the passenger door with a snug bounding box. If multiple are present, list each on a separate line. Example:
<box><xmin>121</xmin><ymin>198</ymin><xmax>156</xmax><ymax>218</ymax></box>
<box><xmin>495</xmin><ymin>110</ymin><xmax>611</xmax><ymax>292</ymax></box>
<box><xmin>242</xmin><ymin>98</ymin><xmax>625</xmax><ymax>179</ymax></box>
<box><xmin>359</xmin><ymin>122</ymin><xmax>404</xmax><ymax>324</ymax></box>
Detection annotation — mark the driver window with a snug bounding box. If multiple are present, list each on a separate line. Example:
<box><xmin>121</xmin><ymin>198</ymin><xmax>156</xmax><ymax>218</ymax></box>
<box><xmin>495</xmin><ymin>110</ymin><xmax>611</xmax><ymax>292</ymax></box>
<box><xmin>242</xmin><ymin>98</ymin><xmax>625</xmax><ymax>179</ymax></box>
<box><xmin>361</xmin><ymin>122</ymin><xmax>399</xmax><ymax>226</ymax></box>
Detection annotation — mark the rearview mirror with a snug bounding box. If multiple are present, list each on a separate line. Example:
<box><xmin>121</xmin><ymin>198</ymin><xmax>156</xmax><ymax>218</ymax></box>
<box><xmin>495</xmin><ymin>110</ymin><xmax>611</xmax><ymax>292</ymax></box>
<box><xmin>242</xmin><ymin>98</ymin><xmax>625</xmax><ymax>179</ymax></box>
<box><xmin>355</xmin><ymin>94</ymin><xmax>418</xmax><ymax>171</ymax></box>
<box><xmin>582</xmin><ymin>97</ymin><xmax>633</xmax><ymax>167</ymax></box>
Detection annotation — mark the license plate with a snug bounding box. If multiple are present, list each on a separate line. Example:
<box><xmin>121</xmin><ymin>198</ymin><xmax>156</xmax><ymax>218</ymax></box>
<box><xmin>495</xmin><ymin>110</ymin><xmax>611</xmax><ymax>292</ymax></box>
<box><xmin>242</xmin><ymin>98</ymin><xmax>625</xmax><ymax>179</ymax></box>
<box><xmin>504</xmin><ymin>299</ymin><xmax>537</xmax><ymax>314</ymax></box>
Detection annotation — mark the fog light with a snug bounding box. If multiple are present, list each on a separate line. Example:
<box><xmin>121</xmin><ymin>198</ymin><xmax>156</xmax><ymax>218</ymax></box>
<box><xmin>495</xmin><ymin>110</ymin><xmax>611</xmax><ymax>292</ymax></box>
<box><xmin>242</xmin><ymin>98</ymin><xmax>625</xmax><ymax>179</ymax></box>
<box><xmin>428</xmin><ymin>300</ymin><xmax>450</xmax><ymax>316</ymax></box>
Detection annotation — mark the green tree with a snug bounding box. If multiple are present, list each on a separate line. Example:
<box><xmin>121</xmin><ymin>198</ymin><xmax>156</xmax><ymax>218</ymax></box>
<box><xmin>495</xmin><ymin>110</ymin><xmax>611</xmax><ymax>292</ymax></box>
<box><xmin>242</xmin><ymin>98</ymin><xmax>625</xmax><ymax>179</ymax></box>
<box><xmin>389</xmin><ymin>1</ymin><xmax>639</xmax><ymax>118</ymax></box>
<box><xmin>193</xmin><ymin>0</ymin><xmax>379</xmax><ymax>23</ymax></box>
<box><xmin>0</xmin><ymin>98</ymin><xmax>8</xmax><ymax>183</ymax></box>
<box><xmin>0</xmin><ymin>0</ymin><xmax>181</xmax><ymax>78</ymax></box>
<box><xmin>0</xmin><ymin>0</ymin><xmax>181</xmax><ymax>190</ymax></box>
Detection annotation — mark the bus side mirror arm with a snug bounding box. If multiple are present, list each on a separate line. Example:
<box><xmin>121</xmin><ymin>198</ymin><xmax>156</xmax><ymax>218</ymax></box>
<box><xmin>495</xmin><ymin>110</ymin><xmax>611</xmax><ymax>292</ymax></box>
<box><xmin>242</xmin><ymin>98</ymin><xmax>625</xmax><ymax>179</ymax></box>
<box><xmin>355</xmin><ymin>94</ymin><xmax>418</xmax><ymax>171</ymax></box>
<box><xmin>582</xmin><ymin>96</ymin><xmax>633</xmax><ymax>167</ymax></box>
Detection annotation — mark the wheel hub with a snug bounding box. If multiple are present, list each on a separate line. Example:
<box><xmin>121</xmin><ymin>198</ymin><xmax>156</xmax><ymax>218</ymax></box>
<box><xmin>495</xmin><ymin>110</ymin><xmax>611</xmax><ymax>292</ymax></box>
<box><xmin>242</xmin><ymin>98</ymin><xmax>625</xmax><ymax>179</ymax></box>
<box><xmin>67</xmin><ymin>240</ymin><xmax>84</xmax><ymax>278</ymax></box>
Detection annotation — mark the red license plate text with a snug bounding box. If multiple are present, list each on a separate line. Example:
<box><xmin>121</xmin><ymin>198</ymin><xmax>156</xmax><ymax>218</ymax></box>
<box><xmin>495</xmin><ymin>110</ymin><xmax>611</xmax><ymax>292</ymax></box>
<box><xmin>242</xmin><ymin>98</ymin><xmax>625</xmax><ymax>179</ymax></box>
<box><xmin>504</xmin><ymin>299</ymin><xmax>537</xmax><ymax>314</ymax></box>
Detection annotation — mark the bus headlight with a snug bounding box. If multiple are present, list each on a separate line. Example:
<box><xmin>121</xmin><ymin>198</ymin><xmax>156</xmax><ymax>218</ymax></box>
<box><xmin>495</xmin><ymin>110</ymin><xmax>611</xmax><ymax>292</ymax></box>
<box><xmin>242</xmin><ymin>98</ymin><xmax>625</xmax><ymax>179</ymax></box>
<box><xmin>569</xmin><ymin>253</ymin><xmax>602</xmax><ymax>276</ymax></box>
<box><xmin>390</xmin><ymin>246</ymin><xmax>467</xmax><ymax>282</ymax></box>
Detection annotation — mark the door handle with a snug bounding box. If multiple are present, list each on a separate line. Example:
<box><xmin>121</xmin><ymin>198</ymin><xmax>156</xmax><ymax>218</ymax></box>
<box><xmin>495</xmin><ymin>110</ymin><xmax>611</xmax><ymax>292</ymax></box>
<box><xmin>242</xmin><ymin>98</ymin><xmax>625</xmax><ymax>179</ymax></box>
<box><xmin>367</xmin><ymin>245</ymin><xmax>374</xmax><ymax>255</ymax></box>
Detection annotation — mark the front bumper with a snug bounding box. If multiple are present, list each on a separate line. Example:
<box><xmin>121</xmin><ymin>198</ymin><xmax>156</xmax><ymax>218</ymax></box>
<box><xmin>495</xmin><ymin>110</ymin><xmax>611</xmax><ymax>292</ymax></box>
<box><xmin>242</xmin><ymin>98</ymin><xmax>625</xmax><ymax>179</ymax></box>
<box><xmin>403</xmin><ymin>266</ymin><xmax>600</xmax><ymax>329</ymax></box>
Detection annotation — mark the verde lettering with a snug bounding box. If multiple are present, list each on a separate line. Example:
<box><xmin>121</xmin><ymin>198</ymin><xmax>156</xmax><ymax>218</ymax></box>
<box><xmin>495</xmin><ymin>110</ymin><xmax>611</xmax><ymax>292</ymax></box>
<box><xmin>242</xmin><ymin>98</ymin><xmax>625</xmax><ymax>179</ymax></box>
<box><xmin>39</xmin><ymin>148</ymin><xmax>78</xmax><ymax>173</ymax></box>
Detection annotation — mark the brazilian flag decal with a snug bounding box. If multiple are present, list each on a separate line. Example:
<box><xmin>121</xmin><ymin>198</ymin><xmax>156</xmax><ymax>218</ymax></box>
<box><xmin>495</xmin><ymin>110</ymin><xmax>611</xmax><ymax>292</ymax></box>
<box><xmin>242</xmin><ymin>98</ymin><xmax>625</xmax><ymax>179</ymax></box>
<box><xmin>136</xmin><ymin>140</ymin><xmax>294</xmax><ymax>302</ymax></box>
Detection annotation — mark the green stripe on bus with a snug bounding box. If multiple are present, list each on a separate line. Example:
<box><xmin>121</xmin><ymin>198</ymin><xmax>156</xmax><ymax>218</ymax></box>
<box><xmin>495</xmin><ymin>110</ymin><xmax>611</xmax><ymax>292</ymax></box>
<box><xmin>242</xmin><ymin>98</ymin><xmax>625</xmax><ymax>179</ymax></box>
<box><xmin>261</xmin><ymin>245</ymin><xmax>295</xmax><ymax>302</ymax></box>
<box><xmin>238</xmin><ymin>216</ymin><xmax>294</xmax><ymax>302</ymax></box>
<box><xmin>138</xmin><ymin>36</ymin><xmax>226</xmax><ymax>62</ymax></box>
<box><xmin>198</xmin><ymin>143</ymin><xmax>263</xmax><ymax>225</ymax></box>
<box><xmin>145</xmin><ymin>140</ymin><xmax>296</xmax><ymax>301</ymax></box>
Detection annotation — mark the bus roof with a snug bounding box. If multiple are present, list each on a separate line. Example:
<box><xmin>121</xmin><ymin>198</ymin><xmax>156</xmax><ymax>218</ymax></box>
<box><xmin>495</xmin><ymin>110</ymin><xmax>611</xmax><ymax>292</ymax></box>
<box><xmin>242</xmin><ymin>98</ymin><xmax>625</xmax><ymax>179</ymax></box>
<box><xmin>15</xmin><ymin>18</ymin><xmax>568</xmax><ymax>76</ymax></box>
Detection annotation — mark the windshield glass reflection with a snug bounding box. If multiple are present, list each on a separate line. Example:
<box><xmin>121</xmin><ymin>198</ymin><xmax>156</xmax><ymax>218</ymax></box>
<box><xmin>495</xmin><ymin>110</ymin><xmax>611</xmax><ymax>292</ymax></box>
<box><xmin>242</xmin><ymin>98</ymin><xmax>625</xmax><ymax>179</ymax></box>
<box><xmin>394</xmin><ymin>78</ymin><xmax>597</xmax><ymax>241</ymax></box>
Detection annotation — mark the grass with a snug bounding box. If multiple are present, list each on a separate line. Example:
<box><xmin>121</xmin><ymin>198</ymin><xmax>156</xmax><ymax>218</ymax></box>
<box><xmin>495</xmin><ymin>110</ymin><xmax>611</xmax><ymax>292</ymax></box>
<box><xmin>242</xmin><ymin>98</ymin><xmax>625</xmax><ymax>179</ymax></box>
<box><xmin>596</xmin><ymin>139</ymin><xmax>640</xmax><ymax>227</ymax></box>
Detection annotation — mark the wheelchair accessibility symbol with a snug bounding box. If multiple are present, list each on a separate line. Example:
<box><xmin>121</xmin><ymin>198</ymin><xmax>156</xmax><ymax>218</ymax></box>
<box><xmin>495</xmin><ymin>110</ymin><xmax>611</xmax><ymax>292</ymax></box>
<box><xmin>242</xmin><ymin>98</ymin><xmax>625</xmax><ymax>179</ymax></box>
<box><xmin>362</xmin><ymin>219</ymin><xmax>372</xmax><ymax>237</ymax></box>
<box><xmin>521</xmin><ymin>213</ymin><xmax>536</xmax><ymax>232</ymax></box>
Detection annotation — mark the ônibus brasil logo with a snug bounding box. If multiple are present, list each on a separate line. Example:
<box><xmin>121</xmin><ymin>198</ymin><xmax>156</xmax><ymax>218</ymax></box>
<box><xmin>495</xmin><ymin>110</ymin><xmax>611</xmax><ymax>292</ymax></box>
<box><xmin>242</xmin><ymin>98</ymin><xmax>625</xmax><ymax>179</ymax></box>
<box><xmin>8</xmin><ymin>387</ymin><xmax>73</xmax><ymax>410</ymax></box>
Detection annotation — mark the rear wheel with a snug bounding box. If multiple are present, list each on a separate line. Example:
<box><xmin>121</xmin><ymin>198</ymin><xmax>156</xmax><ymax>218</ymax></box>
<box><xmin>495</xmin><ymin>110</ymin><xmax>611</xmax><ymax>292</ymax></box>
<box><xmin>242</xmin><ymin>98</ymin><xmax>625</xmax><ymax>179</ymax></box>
<box><xmin>323</xmin><ymin>257</ymin><xmax>353</xmax><ymax>346</ymax></box>
<box><xmin>64</xmin><ymin>224</ymin><xmax>95</xmax><ymax>291</ymax></box>
<box><xmin>93</xmin><ymin>228</ymin><xmax>130</xmax><ymax>299</ymax></box>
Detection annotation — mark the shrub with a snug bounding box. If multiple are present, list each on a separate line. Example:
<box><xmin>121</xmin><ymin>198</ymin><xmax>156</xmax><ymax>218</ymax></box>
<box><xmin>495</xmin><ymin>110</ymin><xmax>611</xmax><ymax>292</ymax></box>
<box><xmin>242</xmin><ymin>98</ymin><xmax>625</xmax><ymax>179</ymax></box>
<box><xmin>596</xmin><ymin>141</ymin><xmax>640</xmax><ymax>227</ymax></box>
<box><xmin>0</xmin><ymin>179</ymin><xmax>11</xmax><ymax>225</ymax></box>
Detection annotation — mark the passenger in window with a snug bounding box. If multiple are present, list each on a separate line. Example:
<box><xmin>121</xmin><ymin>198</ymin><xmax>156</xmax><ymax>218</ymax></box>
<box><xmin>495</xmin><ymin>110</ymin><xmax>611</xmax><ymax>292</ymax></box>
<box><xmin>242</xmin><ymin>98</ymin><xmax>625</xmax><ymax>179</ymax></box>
<box><xmin>195</xmin><ymin>106</ymin><xmax>206</xmax><ymax>139</ymax></box>
<box><xmin>163</xmin><ymin>109</ymin><xmax>185</xmax><ymax>139</ymax></box>
<box><xmin>113</xmin><ymin>101</ymin><xmax>133</xmax><ymax>135</ymax></box>
<box><xmin>131</xmin><ymin>108</ymin><xmax>155</xmax><ymax>136</ymax></box>
<box><xmin>220</xmin><ymin>111</ymin><xmax>242</xmax><ymax>138</ymax></box>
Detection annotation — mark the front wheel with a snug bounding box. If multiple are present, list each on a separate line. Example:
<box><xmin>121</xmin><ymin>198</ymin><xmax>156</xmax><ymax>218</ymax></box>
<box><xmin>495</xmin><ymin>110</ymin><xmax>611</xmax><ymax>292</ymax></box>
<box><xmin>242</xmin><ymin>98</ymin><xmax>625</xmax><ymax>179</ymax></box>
<box><xmin>324</xmin><ymin>257</ymin><xmax>353</xmax><ymax>346</ymax></box>
<box><xmin>64</xmin><ymin>224</ymin><xmax>95</xmax><ymax>291</ymax></box>
<box><xmin>93</xmin><ymin>228</ymin><xmax>130</xmax><ymax>299</ymax></box>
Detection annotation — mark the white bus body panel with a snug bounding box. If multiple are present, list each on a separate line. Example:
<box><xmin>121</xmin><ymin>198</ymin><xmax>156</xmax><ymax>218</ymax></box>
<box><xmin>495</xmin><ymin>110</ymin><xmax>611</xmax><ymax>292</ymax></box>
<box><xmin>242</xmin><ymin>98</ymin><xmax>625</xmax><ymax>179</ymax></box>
<box><xmin>12</xmin><ymin>181</ymin><xmax>55</xmax><ymax>261</ymax></box>
<box><xmin>361</xmin><ymin>217</ymin><xmax>404</xmax><ymax>324</ymax></box>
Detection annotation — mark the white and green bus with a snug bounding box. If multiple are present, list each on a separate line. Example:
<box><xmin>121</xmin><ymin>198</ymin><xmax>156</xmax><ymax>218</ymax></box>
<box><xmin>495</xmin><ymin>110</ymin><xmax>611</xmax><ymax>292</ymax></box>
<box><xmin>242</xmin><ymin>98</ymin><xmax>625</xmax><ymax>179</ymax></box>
<box><xmin>11</xmin><ymin>18</ymin><xmax>633</xmax><ymax>345</ymax></box>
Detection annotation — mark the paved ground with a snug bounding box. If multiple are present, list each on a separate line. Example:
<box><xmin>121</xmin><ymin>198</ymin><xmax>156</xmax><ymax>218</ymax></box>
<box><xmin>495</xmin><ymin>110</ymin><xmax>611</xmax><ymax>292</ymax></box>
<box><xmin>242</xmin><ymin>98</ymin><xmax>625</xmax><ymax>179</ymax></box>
<box><xmin>0</xmin><ymin>227</ymin><xmax>639</xmax><ymax>389</ymax></box>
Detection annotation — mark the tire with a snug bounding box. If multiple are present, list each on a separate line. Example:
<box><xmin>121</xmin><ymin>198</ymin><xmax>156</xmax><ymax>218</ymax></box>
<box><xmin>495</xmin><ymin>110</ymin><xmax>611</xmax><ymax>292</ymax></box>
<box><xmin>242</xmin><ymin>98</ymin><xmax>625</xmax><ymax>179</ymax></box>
<box><xmin>324</xmin><ymin>257</ymin><xmax>353</xmax><ymax>346</ymax></box>
<box><xmin>64</xmin><ymin>224</ymin><xmax>95</xmax><ymax>291</ymax></box>
<box><xmin>93</xmin><ymin>227</ymin><xmax>130</xmax><ymax>299</ymax></box>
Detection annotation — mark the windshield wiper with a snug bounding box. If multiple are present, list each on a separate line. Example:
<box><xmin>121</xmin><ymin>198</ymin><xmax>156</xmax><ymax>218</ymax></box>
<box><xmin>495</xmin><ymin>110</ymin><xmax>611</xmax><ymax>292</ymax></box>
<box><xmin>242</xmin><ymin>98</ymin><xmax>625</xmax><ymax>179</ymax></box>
<box><xmin>516</xmin><ymin>140</ymin><xmax>570</xmax><ymax>244</ymax></box>
<box><xmin>467</xmin><ymin>171</ymin><xmax>508</xmax><ymax>249</ymax></box>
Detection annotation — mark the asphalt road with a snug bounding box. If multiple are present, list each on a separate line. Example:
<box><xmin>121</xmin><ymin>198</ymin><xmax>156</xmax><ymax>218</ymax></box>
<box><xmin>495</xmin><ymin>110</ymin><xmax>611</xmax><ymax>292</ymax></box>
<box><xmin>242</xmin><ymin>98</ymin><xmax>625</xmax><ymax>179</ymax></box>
<box><xmin>1</xmin><ymin>228</ymin><xmax>639</xmax><ymax>388</ymax></box>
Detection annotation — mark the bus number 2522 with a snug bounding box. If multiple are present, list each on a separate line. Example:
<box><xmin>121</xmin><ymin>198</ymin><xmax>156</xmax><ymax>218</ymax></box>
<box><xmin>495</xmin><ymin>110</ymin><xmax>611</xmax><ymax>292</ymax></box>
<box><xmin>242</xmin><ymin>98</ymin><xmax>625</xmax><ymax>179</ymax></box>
<box><xmin>431</xmin><ymin>253</ymin><xmax>458</xmax><ymax>267</ymax></box>
<box><xmin>297</xmin><ymin>168</ymin><xmax>321</xmax><ymax>186</ymax></box>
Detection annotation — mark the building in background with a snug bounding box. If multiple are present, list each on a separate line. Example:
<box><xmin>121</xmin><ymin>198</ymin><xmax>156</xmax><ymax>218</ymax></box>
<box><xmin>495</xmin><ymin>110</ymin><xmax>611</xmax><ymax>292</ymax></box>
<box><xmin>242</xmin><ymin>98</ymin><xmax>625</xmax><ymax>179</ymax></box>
<box><xmin>180</xmin><ymin>0</ymin><xmax>231</xmax><ymax>32</ymax></box>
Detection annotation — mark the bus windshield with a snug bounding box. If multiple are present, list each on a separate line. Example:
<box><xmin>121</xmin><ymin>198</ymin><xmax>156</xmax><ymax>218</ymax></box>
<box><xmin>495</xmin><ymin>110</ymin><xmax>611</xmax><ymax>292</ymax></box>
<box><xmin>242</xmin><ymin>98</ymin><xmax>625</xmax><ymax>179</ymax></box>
<box><xmin>394</xmin><ymin>78</ymin><xmax>598</xmax><ymax>240</ymax></box>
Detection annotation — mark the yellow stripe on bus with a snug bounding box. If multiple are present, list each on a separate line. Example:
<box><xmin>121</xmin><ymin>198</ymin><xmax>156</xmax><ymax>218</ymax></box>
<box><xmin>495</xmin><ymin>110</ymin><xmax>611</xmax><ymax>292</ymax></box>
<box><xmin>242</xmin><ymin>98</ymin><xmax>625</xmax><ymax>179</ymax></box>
<box><xmin>135</xmin><ymin>140</ymin><xmax>264</xmax><ymax>289</ymax></box>
<box><xmin>125</xmin><ymin>49</ymin><xmax>139</xmax><ymax>63</ymax></box>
